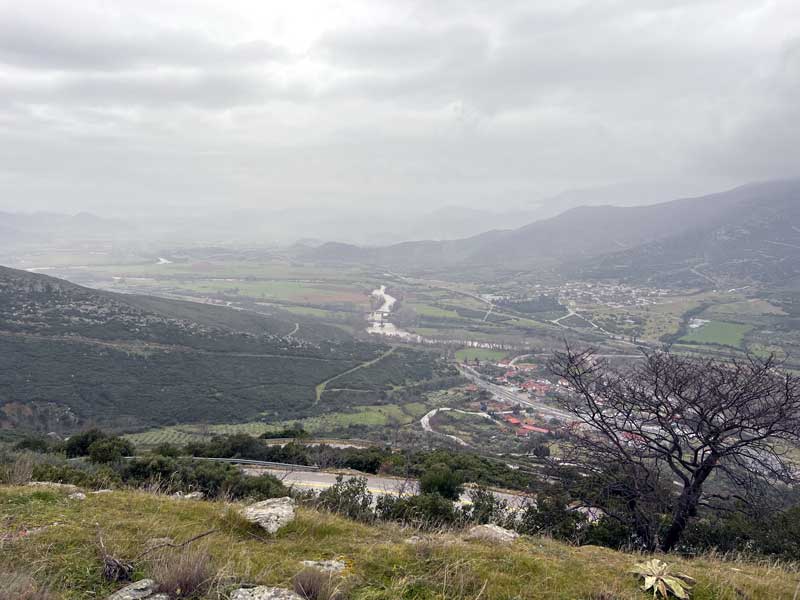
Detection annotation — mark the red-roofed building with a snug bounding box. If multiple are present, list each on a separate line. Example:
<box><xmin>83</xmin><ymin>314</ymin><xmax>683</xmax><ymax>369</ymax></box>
<box><xmin>504</xmin><ymin>416</ymin><xmax>521</xmax><ymax>426</ymax></box>
<box><xmin>521</xmin><ymin>424</ymin><xmax>550</xmax><ymax>434</ymax></box>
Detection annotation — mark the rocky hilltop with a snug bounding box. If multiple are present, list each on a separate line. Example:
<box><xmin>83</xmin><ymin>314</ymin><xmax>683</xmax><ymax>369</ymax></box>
<box><xmin>0</xmin><ymin>484</ymin><xmax>794</xmax><ymax>599</ymax></box>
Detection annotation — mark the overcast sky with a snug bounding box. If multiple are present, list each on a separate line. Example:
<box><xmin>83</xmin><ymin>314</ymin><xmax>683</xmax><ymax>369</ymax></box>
<box><xmin>0</xmin><ymin>0</ymin><xmax>798</xmax><ymax>216</ymax></box>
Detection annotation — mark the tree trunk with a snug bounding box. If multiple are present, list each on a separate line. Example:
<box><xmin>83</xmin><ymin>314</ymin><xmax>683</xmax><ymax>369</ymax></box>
<box><xmin>660</xmin><ymin>463</ymin><xmax>715</xmax><ymax>552</ymax></box>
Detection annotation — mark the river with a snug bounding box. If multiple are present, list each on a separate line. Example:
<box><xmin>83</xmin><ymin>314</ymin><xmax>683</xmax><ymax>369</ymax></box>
<box><xmin>366</xmin><ymin>285</ymin><xmax>519</xmax><ymax>351</ymax></box>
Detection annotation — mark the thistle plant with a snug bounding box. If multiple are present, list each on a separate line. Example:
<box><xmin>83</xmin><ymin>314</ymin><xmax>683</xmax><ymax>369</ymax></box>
<box><xmin>630</xmin><ymin>559</ymin><xmax>695</xmax><ymax>599</ymax></box>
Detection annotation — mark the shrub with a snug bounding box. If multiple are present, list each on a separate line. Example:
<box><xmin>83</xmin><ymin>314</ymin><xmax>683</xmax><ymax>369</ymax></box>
<box><xmin>292</xmin><ymin>568</ymin><xmax>346</xmax><ymax>600</ymax></box>
<box><xmin>317</xmin><ymin>476</ymin><xmax>374</xmax><ymax>522</ymax></box>
<box><xmin>31</xmin><ymin>462</ymin><xmax>120</xmax><ymax>489</ymax></box>
<box><xmin>419</xmin><ymin>464</ymin><xmax>462</xmax><ymax>501</ymax></box>
<box><xmin>64</xmin><ymin>429</ymin><xmax>108</xmax><ymax>458</ymax></box>
<box><xmin>13</xmin><ymin>436</ymin><xmax>55</xmax><ymax>454</ymax></box>
<box><xmin>152</xmin><ymin>549</ymin><xmax>214</xmax><ymax>599</ymax></box>
<box><xmin>0</xmin><ymin>453</ymin><xmax>34</xmax><ymax>485</ymax></box>
<box><xmin>153</xmin><ymin>443</ymin><xmax>182</xmax><ymax>457</ymax></box>
<box><xmin>261</xmin><ymin>425</ymin><xmax>309</xmax><ymax>439</ymax></box>
<box><xmin>376</xmin><ymin>493</ymin><xmax>458</xmax><ymax>528</ymax></box>
<box><xmin>515</xmin><ymin>492</ymin><xmax>585</xmax><ymax>541</ymax></box>
<box><xmin>88</xmin><ymin>437</ymin><xmax>135</xmax><ymax>464</ymax></box>
<box><xmin>120</xmin><ymin>457</ymin><xmax>287</xmax><ymax>500</ymax></box>
<box><xmin>463</xmin><ymin>485</ymin><xmax>507</xmax><ymax>525</ymax></box>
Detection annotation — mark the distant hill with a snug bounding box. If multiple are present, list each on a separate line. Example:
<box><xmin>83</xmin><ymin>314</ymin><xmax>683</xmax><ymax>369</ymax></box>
<box><xmin>304</xmin><ymin>180</ymin><xmax>800</xmax><ymax>287</ymax></box>
<box><xmin>0</xmin><ymin>266</ymin><xmax>449</xmax><ymax>432</ymax></box>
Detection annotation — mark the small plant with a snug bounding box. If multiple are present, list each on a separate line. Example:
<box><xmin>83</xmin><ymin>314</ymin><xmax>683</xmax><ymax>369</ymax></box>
<box><xmin>152</xmin><ymin>549</ymin><xmax>215</xmax><ymax>599</ymax></box>
<box><xmin>630</xmin><ymin>559</ymin><xmax>695</xmax><ymax>599</ymax></box>
<box><xmin>292</xmin><ymin>567</ymin><xmax>346</xmax><ymax>600</ymax></box>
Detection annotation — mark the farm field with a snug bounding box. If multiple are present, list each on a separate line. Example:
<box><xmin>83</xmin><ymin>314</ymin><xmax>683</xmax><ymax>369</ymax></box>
<box><xmin>455</xmin><ymin>347</ymin><xmax>508</xmax><ymax>362</ymax></box>
<box><xmin>125</xmin><ymin>395</ymin><xmax>448</xmax><ymax>448</ymax></box>
<box><xmin>681</xmin><ymin>320</ymin><xmax>753</xmax><ymax>349</ymax></box>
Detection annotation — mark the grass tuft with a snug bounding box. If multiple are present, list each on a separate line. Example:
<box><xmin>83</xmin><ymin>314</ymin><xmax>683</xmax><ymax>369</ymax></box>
<box><xmin>152</xmin><ymin>549</ymin><xmax>215</xmax><ymax>599</ymax></box>
<box><xmin>292</xmin><ymin>568</ymin><xmax>347</xmax><ymax>600</ymax></box>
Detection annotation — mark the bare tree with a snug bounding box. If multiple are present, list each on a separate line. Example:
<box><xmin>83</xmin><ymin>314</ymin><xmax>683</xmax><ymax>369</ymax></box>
<box><xmin>549</xmin><ymin>347</ymin><xmax>800</xmax><ymax>552</ymax></box>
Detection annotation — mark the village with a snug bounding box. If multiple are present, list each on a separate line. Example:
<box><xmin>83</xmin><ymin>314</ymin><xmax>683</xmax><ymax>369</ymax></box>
<box><xmin>452</xmin><ymin>355</ymin><xmax>576</xmax><ymax>445</ymax></box>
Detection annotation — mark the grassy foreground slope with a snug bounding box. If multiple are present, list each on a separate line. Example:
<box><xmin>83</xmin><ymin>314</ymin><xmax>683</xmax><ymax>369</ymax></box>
<box><xmin>1</xmin><ymin>485</ymin><xmax>796</xmax><ymax>599</ymax></box>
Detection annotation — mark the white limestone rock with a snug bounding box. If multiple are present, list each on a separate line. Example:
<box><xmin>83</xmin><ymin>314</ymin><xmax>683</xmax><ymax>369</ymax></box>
<box><xmin>240</xmin><ymin>497</ymin><xmax>296</xmax><ymax>534</ymax></box>
<box><xmin>464</xmin><ymin>524</ymin><xmax>519</xmax><ymax>544</ymax></box>
<box><xmin>301</xmin><ymin>559</ymin><xmax>346</xmax><ymax>574</ymax></box>
<box><xmin>230</xmin><ymin>587</ymin><xmax>303</xmax><ymax>600</ymax></box>
<box><xmin>105</xmin><ymin>579</ymin><xmax>169</xmax><ymax>600</ymax></box>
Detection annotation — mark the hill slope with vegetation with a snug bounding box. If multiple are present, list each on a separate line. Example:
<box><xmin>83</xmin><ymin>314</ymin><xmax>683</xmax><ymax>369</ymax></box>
<box><xmin>0</xmin><ymin>266</ymin><xmax>454</xmax><ymax>432</ymax></box>
<box><xmin>305</xmin><ymin>180</ymin><xmax>800</xmax><ymax>287</ymax></box>
<box><xmin>1</xmin><ymin>485</ymin><xmax>796</xmax><ymax>600</ymax></box>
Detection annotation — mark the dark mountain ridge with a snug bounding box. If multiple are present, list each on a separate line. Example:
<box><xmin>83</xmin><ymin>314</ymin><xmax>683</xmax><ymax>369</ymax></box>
<box><xmin>304</xmin><ymin>180</ymin><xmax>800</xmax><ymax>286</ymax></box>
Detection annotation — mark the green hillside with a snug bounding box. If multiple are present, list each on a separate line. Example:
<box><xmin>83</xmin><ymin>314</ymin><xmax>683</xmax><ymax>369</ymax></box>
<box><xmin>0</xmin><ymin>266</ymin><xmax>453</xmax><ymax>432</ymax></box>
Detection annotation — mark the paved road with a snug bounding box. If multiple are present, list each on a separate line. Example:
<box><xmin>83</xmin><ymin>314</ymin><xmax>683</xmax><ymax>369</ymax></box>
<box><xmin>246</xmin><ymin>466</ymin><xmax>529</xmax><ymax>508</ymax></box>
<box><xmin>457</xmin><ymin>364</ymin><xmax>574</xmax><ymax>422</ymax></box>
<box><xmin>419</xmin><ymin>407</ymin><xmax>494</xmax><ymax>447</ymax></box>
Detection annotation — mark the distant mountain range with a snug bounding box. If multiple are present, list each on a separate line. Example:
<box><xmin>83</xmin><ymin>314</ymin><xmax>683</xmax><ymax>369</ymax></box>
<box><xmin>302</xmin><ymin>180</ymin><xmax>800</xmax><ymax>288</ymax></box>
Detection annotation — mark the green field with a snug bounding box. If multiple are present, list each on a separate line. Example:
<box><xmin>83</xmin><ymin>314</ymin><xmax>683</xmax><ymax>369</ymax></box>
<box><xmin>681</xmin><ymin>320</ymin><xmax>752</xmax><ymax>348</ymax></box>
<box><xmin>125</xmin><ymin>399</ymin><xmax>440</xmax><ymax>447</ymax></box>
<box><xmin>455</xmin><ymin>347</ymin><xmax>508</xmax><ymax>362</ymax></box>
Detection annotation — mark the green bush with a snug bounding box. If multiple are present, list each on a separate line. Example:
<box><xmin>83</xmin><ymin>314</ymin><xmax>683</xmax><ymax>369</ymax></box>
<box><xmin>376</xmin><ymin>493</ymin><xmax>459</xmax><ymax>527</ymax></box>
<box><xmin>64</xmin><ymin>429</ymin><xmax>108</xmax><ymax>458</ymax></box>
<box><xmin>463</xmin><ymin>485</ymin><xmax>508</xmax><ymax>525</ymax></box>
<box><xmin>419</xmin><ymin>464</ymin><xmax>462</xmax><ymax>501</ymax></box>
<box><xmin>317</xmin><ymin>476</ymin><xmax>374</xmax><ymax>522</ymax></box>
<box><xmin>120</xmin><ymin>456</ymin><xmax>286</xmax><ymax>500</ymax></box>
<box><xmin>152</xmin><ymin>442</ymin><xmax>182</xmax><ymax>457</ymax></box>
<box><xmin>13</xmin><ymin>436</ymin><xmax>57</xmax><ymax>454</ymax></box>
<box><xmin>516</xmin><ymin>492</ymin><xmax>586</xmax><ymax>541</ymax></box>
<box><xmin>88</xmin><ymin>437</ymin><xmax>135</xmax><ymax>463</ymax></box>
<box><xmin>31</xmin><ymin>462</ymin><xmax>120</xmax><ymax>489</ymax></box>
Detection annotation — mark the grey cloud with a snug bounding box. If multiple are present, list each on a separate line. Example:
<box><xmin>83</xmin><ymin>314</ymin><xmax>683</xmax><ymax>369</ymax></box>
<box><xmin>0</xmin><ymin>12</ymin><xmax>287</xmax><ymax>71</ymax></box>
<box><xmin>0</xmin><ymin>0</ymin><xmax>797</xmax><ymax>216</ymax></box>
<box><xmin>316</xmin><ymin>24</ymin><xmax>489</xmax><ymax>71</ymax></box>
<box><xmin>0</xmin><ymin>70</ymin><xmax>300</xmax><ymax>109</ymax></box>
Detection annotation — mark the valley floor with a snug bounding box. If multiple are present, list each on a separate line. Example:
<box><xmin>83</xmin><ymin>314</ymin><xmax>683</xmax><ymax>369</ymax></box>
<box><xmin>1</xmin><ymin>485</ymin><xmax>797</xmax><ymax>599</ymax></box>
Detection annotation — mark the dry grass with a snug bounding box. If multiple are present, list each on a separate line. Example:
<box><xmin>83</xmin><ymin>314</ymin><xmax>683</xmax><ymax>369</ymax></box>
<box><xmin>292</xmin><ymin>568</ymin><xmax>347</xmax><ymax>600</ymax></box>
<box><xmin>152</xmin><ymin>549</ymin><xmax>215</xmax><ymax>599</ymax></box>
<box><xmin>0</xmin><ymin>570</ymin><xmax>54</xmax><ymax>600</ymax></box>
<box><xmin>0</xmin><ymin>454</ymin><xmax>34</xmax><ymax>485</ymax></box>
<box><xmin>1</xmin><ymin>486</ymin><xmax>798</xmax><ymax>599</ymax></box>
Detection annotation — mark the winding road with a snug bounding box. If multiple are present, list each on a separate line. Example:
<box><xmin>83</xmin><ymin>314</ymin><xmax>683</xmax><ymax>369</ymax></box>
<box><xmin>247</xmin><ymin>466</ymin><xmax>529</xmax><ymax>508</ymax></box>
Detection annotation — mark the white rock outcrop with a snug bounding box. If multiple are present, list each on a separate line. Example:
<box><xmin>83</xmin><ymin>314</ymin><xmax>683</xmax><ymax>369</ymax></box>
<box><xmin>27</xmin><ymin>481</ymin><xmax>79</xmax><ymax>492</ymax></box>
<box><xmin>301</xmin><ymin>559</ymin><xmax>346</xmax><ymax>573</ymax></box>
<box><xmin>464</xmin><ymin>524</ymin><xmax>519</xmax><ymax>544</ymax></box>
<box><xmin>230</xmin><ymin>587</ymin><xmax>303</xmax><ymax>600</ymax></box>
<box><xmin>240</xmin><ymin>497</ymin><xmax>296</xmax><ymax>534</ymax></box>
<box><xmin>106</xmin><ymin>579</ymin><xmax>169</xmax><ymax>600</ymax></box>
